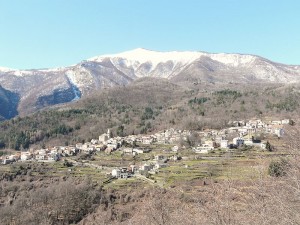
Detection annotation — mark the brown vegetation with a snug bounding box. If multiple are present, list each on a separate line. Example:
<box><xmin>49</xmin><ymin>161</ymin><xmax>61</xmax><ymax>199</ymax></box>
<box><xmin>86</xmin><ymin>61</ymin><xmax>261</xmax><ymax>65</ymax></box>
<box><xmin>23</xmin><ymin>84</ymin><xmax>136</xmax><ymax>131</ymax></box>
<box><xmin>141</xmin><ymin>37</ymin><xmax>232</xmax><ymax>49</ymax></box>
<box><xmin>1</xmin><ymin>124</ymin><xmax>300</xmax><ymax>225</ymax></box>
<box><xmin>1</xmin><ymin>79</ymin><xmax>300</xmax><ymax>224</ymax></box>
<box><xmin>1</xmin><ymin>78</ymin><xmax>299</xmax><ymax>150</ymax></box>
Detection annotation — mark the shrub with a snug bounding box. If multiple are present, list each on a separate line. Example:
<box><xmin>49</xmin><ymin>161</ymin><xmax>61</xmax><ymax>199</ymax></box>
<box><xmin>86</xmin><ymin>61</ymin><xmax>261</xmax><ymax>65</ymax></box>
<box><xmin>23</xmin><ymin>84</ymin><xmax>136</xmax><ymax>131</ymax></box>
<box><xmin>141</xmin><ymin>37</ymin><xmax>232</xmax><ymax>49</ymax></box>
<box><xmin>268</xmin><ymin>158</ymin><xmax>289</xmax><ymax>177</ymax></box>
<box><xmin>63</xmin><ymin>160</ymin><xmax>73</xmax><ymax>167</ymax></box>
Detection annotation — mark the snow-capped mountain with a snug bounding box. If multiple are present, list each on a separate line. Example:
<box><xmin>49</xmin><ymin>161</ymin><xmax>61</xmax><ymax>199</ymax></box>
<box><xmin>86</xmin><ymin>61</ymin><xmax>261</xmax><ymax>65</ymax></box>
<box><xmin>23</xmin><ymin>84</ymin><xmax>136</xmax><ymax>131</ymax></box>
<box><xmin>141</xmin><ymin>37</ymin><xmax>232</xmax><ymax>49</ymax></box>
<box><xmin>88</xmin><ymin>48</ymin><xmax>203</xmax><ymax>78</ymax></box>
<box><xmin>0</xmin><ymin>48</ymin><xmax>300</xmax><ymax>118</ymax></box>
<box><xmin>87</xmin><ymin>48</ymin><xmax>300</xmax><ymax>82</ymax></box>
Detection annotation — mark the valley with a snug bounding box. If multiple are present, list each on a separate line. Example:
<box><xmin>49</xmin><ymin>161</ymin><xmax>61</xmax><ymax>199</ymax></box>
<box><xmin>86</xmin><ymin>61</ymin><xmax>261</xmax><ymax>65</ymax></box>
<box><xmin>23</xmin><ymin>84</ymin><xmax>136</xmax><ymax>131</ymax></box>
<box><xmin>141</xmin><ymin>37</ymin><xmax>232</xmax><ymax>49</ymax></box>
<box><xmin>0</xmin><ymin>116</ymin><xmax>298</xmax><ymax>224</ymax></box>
<box><xmin>1</xmin><ymin>49</ymin><xmax>300</xmax><ymax>225</ymax></box>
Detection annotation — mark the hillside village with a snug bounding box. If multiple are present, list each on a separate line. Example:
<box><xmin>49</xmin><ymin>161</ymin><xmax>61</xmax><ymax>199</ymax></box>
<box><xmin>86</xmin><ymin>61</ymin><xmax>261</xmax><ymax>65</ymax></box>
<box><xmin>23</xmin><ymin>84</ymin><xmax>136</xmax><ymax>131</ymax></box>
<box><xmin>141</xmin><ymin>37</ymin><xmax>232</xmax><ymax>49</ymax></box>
<box><xmin>0</xmin><ymin>118</ymin><xmax>291</xmax><ymax>181</ymax></box>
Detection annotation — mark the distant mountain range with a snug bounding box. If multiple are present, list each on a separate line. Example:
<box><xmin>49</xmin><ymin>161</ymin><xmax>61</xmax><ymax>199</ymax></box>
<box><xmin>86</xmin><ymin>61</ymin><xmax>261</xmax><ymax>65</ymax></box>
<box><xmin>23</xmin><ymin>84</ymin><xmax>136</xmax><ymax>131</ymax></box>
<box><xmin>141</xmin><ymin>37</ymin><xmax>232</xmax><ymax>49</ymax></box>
<box><xmin>1</xmin><ymin>48</ymin><xmax>300</xmax><ymax>119</ymax></box>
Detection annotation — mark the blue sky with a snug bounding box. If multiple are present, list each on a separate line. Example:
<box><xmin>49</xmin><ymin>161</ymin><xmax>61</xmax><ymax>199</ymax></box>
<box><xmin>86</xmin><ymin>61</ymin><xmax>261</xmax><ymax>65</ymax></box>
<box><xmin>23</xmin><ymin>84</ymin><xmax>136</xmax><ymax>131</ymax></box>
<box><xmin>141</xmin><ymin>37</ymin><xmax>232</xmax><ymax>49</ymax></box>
<box><xmin>0</xmin><ymin>0</ymin><xmax>299</xmax><ymax>69</ymax></box>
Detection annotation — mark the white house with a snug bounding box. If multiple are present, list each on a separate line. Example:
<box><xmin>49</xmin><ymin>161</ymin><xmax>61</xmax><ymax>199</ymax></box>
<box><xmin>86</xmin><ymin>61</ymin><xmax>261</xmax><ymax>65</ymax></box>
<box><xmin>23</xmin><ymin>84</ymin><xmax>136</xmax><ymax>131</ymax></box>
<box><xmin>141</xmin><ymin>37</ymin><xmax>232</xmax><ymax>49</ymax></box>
<box><xmin>193</xmin><ymin>144</ymin><xmax>214</xmax><ymax>153</ymax></box>
<box><xmin>129</xmin><ymin>165</ymin><xmax>138</xmax><ymax>173</ymax></box>
<box><xmin>81</xmin><ymin>144</ymin><xmax>89</xmax><ymax>151</ymax></box>
<box><xmin>112</xmin><ymin>168</ymin><xmax>130</xmax><ymax>179</ymax></box>
<box><xmin>2</xmin><ymin>159</ymin><xmax>13</xmax><ymax>165</ymax></box>
<box><xmin>50</xmin><ymin>148</ymin><xmax>58</xmax><ymax>154</ymax></box>
<box><xmin>112</xmin><ymin>169</ymin><xmax>121</xmax><ymax>178</ymax></box>
<box><xmin>36</xmin><ymin>154</ymin><xmax>46</xmax><ymax>161</ymax></box>
<box><xmin>99</xmin><ymin>129</ymin><xmax>111</xmax><ymax>143</ymax></box>
<box><xmin>155</xmin><ymin>163</ymin><xmax>167</xmax><ymax>170</ymax></box>
<box><xmin>91</xmin><ymin>139</ymin><xmax>99</xmax><ymax>145</ymax></box>
<box><xmin>123</xmin><ymin>148</ymin><xmax>133</xmax><ymax>154</ymax></box>
<box><xmin>8</xmin><ymin>155</ymin><xmax>19</xmax><ymax>161</ymax></box>
<box><xmin>271</xmin><ymin>120</ymin><xmax>282</xmax><ymax>125</ymax></box>
<box><xmin>204</xmin><ymin>140</ymin><xmax>216</xmax><ymax>148</ymax></box>
<box><xmin>21</xmin><ymin>152</ymin><xmax>32</xmax><ymax>161</ymax></box>
<box><xmin>37</xmin><ymin>149</ymin><xmax>47</xmax><ymax>155</ymax></box>
<box><xmin>107</xmin><ymin>143</ymin><xmax>118</xmax><ymax>151</ymax></box>
<box><xmin>140</xmin><ymin>164</ymin><xmax>153</xmax><ymax>171</ymax></box>
<box><xmin>220</xmin><ymin>140</ymin><xmax>228</xmax><ymax>149</ymax></box>
<box><xmin>95</xmin><ymin>144</ymin><xmax>105</xmax><ymax>151</ymax></box>
<box><xmin>233</xmin><ymin>137</ymin><xmax>244</xmax><ymax>146</ymax></box>
<box><xmin>133</xmin><ymin>148</ymin><xmax>151</xmax><ymax>154</ymax></box>
<box><xmin>274</xmin><ymin>128</ymin><xmax>284</xmax><ymax>137</ymax></box>
<box><xmin>282</xmin><ymin>119</ymin><xmax>290</xmax><ymax>125</ymax></box>
<box><xmin>155</xmin><ymin>155</ymin><xmax>165</xmax><ymax>161</ymax></box>
<box><xmin>260</xmin><ymin>142</ymin><xmax>267</xmax><ymax>149</ymax></box>
<box><xmin>88</xmin><ymin>146</ymin><xmax>95</xmax><ymax>152</ymax></box>
<box><xmin>62</xmin><ymin>148</ymin><xmax>72</xmax><ymax>156</ymax></box>
<box><xmin>172</xmin><ymin>145</ymin><xmax>179</xmax><ymax>152</ymax></box>
<box><xmin>142</xmin><ymin>136</ymin><xmax>153</xmax><ymax>145</ymax></box>
<box><xmin>76</xmin><ymin>143</ymin><xmax>83</xmax><ymax>150</ymax></box>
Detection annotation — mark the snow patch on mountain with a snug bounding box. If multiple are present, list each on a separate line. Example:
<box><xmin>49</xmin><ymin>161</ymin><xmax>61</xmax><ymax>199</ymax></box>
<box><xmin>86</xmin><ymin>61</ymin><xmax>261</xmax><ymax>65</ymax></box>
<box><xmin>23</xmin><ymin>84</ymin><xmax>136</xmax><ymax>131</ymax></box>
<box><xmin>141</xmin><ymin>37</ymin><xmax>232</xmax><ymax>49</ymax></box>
<box><xmin>39</xmin><ymin>67</ymin><xmax>67</xmax><ymax>73</ymax></box>
<box><xmin>66</xmin><ymin>70</ymin><xmax>81</xmax><ymax>101</ymax></box>
<box><xmin>13</xmin><ymin>70</ymin><xmax>34</xmax><ymax>77</ymax></box>
<box><xmin>209</xmin><ymin>53</ymin><xmax>257</xmax><ymax>67</ymax></box>
<box><xmin>89</xmin><ymin>48</ymin><xmax>203</xmax><ymax>68</ymax></box>
<box><xmin>88</xmin><ymin>48</ymin><xmax>262</xmax><ymax>72</ymax></box>
<box><xmin>0</xmin><ymin>67</ymin><xmax>15</xmax><ymax>72</ymax></box>
<box><xmin>0</xmin><ymin>69</ymin><xmax>35</xmax><ymax>77</ymax></box>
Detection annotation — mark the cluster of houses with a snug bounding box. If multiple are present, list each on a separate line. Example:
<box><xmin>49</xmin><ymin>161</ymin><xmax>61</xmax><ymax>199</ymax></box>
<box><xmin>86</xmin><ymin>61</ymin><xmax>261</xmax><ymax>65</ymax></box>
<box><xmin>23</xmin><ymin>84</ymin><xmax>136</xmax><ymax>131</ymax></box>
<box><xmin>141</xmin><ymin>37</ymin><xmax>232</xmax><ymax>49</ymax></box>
<box><xmin>229</xmin><ymin>118</ymin><xmax>288</xmax><ymax>137</ymax></box>
<box><xmin>111</xmin><ymin>154</ymin><xmax>178</xmax><ymax>179</ymax></box>
<box><xmin>119</xmin><ymin>128</ymin><xmax>192</xmax><ymax>146</ymax></box>
<box><xmin>192</xmin><ymin>118</ymin><xmax>289</xmax><ymax>153</ymax></box>
<box><xmin>0</xmin><ymin>146</ymin><xmax>77</xmax><ymax>165</ymax></box>
<box><xmin>110</xmin><ymin>118</ymin><xmax>291</xmax><ymax>179</ymax></box>
<box><xmin>0</xmin><ymin>128</ymin><xmax>185</xmax><ymax>165</ymax></box>
<box><xmin>0</xmin><ymin>118</ymin><xmax>291</xmax><ymax>166</ymax></box>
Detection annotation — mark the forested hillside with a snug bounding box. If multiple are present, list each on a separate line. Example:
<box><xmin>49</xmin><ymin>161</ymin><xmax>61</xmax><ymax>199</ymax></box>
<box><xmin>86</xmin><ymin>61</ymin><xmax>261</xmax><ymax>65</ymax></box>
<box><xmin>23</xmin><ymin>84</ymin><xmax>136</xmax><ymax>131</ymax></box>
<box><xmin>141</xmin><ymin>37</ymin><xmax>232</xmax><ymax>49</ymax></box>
<box><xmin>0</xmin><ymin>78</ymin><xmax>298</xmax><ymax>150</ymax></box>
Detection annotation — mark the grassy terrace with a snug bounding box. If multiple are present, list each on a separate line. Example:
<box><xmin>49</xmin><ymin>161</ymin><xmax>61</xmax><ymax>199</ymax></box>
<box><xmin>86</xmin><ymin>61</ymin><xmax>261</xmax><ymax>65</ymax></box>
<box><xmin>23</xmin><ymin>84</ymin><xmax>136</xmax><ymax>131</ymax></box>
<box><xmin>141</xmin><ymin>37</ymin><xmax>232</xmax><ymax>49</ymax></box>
<box><xmin>92</xmin><ymin>151</ymin><xmax>130</xmax><ymax>167</ymax></box>
<box><xmin>103</xmin><ymin>178</ymin><xmax>151</xmax><ymax>191</ymax></box>
<box><xmin>0</xmin><ymin>161</ymin><xmax>107</xmax><ymax>184</ymax></box>
<box><xmin>0</xmin><ymin>134</ymin><xmax>291</xmax><ymax>189</ymax></box>
<box><xmin>150</xmin><ymin>145</ymin><xmax>289</xmax><ymax>187</ymax></box>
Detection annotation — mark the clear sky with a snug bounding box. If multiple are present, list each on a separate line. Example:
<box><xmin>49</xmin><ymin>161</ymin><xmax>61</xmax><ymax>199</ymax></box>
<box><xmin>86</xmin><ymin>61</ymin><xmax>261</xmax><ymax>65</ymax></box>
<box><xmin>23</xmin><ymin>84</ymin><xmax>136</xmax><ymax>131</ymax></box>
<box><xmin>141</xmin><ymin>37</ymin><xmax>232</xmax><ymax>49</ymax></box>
<box><xmin>0</xmin><ymin>0</ymin><xmax>299</xmax><ymax>69</ymax></box>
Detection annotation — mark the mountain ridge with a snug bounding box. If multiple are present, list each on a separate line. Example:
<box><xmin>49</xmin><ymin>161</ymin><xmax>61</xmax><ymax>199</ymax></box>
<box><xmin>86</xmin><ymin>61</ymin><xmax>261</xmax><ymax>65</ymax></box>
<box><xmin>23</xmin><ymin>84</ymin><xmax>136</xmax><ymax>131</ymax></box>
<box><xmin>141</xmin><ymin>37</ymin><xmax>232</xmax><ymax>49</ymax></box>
<box><xmin>1</xmin><ymin>48</ymin><xmax>300</xmax><ymax>119</ymax></box>
<box><xmin>1</xmin><ymin>48</ymin><xmax>299</xmax><ymax>72</ymax></box>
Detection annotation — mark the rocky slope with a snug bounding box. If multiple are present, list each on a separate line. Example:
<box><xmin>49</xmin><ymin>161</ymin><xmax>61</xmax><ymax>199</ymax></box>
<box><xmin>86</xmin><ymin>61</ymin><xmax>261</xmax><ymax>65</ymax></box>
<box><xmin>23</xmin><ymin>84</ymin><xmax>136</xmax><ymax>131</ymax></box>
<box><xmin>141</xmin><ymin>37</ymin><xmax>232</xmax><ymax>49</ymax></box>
<box><xmin>0</xmin><ymin>48</ymin><xmax>300</xmax><ymax>118</ymax></box>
